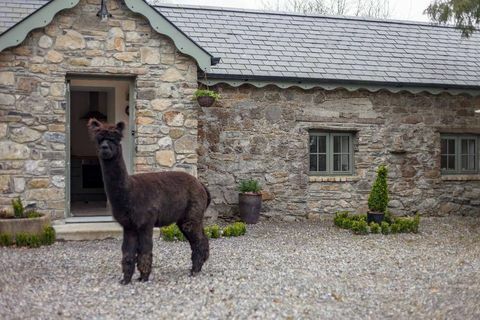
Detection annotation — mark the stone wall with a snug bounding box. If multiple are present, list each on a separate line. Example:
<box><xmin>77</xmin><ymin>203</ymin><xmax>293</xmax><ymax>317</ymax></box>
<box><xmin>198</xmin><ymin>84</ymin><xmax>480</xmax><ymax>220</ymax></box>
<box><xmin>0</xmin><ymin>0</ymin><xmax>198</xmax><ymax>219</ymax></box>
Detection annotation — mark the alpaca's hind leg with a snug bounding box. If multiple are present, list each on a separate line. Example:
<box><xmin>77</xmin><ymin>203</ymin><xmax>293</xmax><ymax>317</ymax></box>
<box><xmin>136</xmin><ymin>226</ymin><xmax>153</xmax><ymax>282</ymax></box>
<box><xmin>179</xmin><ymin>220</ymin><xmax>209</xmax><ymax>276</ymax></box>
<box><xmin>120</xmin><ymin>228</ymin><xmax>138</xmax><ymax>285</ymax></box>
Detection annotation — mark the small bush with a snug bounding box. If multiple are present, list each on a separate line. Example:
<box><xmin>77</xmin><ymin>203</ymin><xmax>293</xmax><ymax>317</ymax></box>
<box><xmin>27</xmin><ymin>211</ymin><xmax>42</xmax><ymax>219</ymax></box>
<box><xmin>367</xmin><ymin>165</ymin><xmax>389</xmax><ymax>213</ymax></box>
<box><xmin>12</xmin><ymin>197</ymin><xmax>25</xmax><ymax>219</ymax></box>
<box><xmin>223</xmin><ymin>222</ymin><xmax>247</xmax><ymax>237</ymax></box>
<box><xmin>381</xmin><ymin>221</ymin><xmax>390</xmax><ymax>235</ymax></box>
<box><xmin>15</xmin><ymin>233</ymin><xmax>41</xmax><ymax>248</ymax></box>
<box><xmin>390</xmin><ymin>223</ymin><xmax>401</xmax><ymax>233</ymax></box>
<box><xmin>0</xmin><ymin>233</ymin><xmax>13</xmax><ymax>246</ymax></box>
<box><xmin>160</xmin><ymin>224</ymin><xmax>186</xmax><ymax>242</ymax></box>
<box><xmin>41</xmin><ymin>226</ymin><xmax>56</xmax><ymax>245</ymax></box>
<box><xmin>238</xmin><ymin>179</ymin><xmax>262</xmax><ymax>194</ymax></box>
<box><xmin>370</xmin><ymin>222</ymin><xmax>381</xmax><ymax>234</ymax></box>
<box><xmin>204</xmin><ymin>225</ymin><xmax>221</xmax><ymax>239</ymax></box>
<box><xmin>351</xmin><ymin>220</ymin><xmax>369</xmax><ymax>235</ymax></box>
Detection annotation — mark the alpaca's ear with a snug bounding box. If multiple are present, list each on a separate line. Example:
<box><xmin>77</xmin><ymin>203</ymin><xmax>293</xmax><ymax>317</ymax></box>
<box><xmin>116</xmin><ymin>122</ymin><xmax>125</xmax><ymax>134</ymax></box>
<box><xmin>87</xmin><ymin>118</ymin><xmax>101</xmax><ymax>131</ymax></box>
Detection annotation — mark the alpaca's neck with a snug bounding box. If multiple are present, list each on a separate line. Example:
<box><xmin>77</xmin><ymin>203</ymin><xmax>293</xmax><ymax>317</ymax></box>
<box><xmin>99</xmin><ymin>151</ymin><xmax>130</xmax><ymax>209</ymax></box>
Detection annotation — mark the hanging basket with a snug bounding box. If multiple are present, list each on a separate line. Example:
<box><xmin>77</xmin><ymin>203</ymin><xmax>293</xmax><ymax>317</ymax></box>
<box><xmin>196</xmin><ymin>96</ymin><xmax>216</xmax><ymax>107</ymax></box>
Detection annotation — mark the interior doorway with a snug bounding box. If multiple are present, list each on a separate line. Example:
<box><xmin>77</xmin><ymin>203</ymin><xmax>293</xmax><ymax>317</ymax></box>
<box><xmin>67</xmin><ymin>77</ymin><xmax>134</xmax><ymax>217</ymax></box>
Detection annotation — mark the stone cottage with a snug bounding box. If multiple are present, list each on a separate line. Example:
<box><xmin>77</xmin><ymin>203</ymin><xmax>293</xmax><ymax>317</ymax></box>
<box><xmin>0</xmin><ymin>0</ymin><xmax>479</xmax><ymax>222</ymax></box>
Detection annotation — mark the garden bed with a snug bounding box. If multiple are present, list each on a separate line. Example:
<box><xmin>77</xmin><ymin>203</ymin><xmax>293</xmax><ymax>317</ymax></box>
<box><xmin>334</xmin><ymin>211</ymin><xmax>420</xmax><ymax>234</ymax></box>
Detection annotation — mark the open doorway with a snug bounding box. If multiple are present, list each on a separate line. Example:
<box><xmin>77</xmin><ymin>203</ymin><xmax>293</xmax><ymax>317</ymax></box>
<box><xmin>67</xmin><ymin>78</ymin><xmax>134</xmax><ymax>217</ymax></box>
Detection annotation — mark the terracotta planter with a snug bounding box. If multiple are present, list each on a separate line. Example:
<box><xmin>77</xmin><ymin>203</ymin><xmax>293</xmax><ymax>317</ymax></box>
<box><xmin>367</xmin><ymin>211</ymin><xmax>384</xmax><ymax>224</ymax></box>
<box><xmin>239</xmin><ymin>193</ymin><xmax>262</xmax><ymax>224</ymax></box>
<box><xmin>196</xmin><ymin>96</ymin><xmax>215</xmax><ymax>107</ymax></box>
<box><xmin>0</xmin><ymin>214</ymin><xmax>50</xmax><ymax>237</ymax></box>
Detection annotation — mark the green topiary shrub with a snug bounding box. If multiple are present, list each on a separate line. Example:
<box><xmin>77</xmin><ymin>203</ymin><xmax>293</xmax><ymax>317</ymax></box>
<box><xmin>222</xmin><ymin>222</ymin><xmax>247</xmax><ymax>237</ymax></box>
<box><xmin>381</xmin><ymin>221</ymin><xmax>390</xmax><ymax>235</ymax></box>
<box><xmin>238</xmin><ymin>179</ymin><xmax>262</xmax><ymax>194</ymax></box>
<box><xmin>0</xmin><ymin>233</ymin><xmax>13</xmax><ymax>246</ymax></box>
<box><xmin>15</xmin><ymin>233</ymin><xmax>41</xmax><ymax>248</ymax></box>
<box><xmin>370</xmin><ymin>222</ymin><xmax>381</xmax><ymax>234</ymax></box>
<box><xmin>390</xmin><ymin>223</ymin><xmax>401</xmax><ymax>233</ymax></box>
<box><xmin>367</xmin><ymin>165</ymin><xmax>389</xmax><ymax>213</ymax></box>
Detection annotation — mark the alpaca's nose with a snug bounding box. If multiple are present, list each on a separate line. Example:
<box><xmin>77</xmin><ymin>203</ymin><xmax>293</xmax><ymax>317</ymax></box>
<box><xmin>100</xmin><ymin>141</ymin><xmax>109</xmax><ymax>150</ymax></box>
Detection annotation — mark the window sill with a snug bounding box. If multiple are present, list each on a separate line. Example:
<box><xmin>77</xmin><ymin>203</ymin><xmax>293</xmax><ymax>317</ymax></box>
<box><xmin>441</xmin><ymin>175</ymin><xmax>480</xmax><ymax>181</ymax></box>
<box><xmin>309</xmin><ymin>175</ymin><xmax>360</xmax><ymax>182</ymax></box>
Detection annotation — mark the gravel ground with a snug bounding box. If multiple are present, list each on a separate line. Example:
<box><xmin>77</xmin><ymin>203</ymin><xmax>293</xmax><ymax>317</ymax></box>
<box><xmin>0</xmin><ymin>216</ymin><xmax>479</xmax><ymax>319</ymax></box>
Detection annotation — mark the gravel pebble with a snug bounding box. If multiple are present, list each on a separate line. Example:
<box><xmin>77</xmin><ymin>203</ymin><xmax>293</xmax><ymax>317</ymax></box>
<box><xmin>0</xmin><ymin>216</ymin><xmax>479</xmax><ymax>319</ymax></box>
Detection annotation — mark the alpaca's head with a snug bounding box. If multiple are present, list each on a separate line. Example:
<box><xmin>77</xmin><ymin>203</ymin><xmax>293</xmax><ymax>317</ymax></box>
<box><xmin>87</xmin><ymin>118</ymin><xmax>125</xmax><ymax>160</ymax></box>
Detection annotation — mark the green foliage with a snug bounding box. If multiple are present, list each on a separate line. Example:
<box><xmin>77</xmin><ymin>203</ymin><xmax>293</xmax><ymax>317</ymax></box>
<box><xmin>27</xmin><ymin>211</ymin><xmax>42</xmax><ymax>219</ymax></box>
<box><xmin>223</xmin><ymin>222</ymin><xmax>247</xmax><ymax>237</ymax></box>
<box><xmin>381</xmin><ymin>221</ymin><xmax>390</xmax><ymax>235</ymax></box>
<box><xmin>370</xmin><ymin>222</ymin><xmax>381</xmax><ymax>234</ymax></box>
<box><xmin>238</xmin><ymin>179</ymin><xmax>262</xmax><ymax>194</ymax></box>
<box><xmin>425</xmin><ymin>0</ymin><xmax>479</xmax><ymax>37</ymax></box>
<box><xmin>367</xmin><ymin>165</ymin><xmax>389</xmax><ymax>213</ymax></box>
<box><xmin>15</xmin><ymin>233</ymin><xmax>41</xmax><ymax>248</ymax></box>
<box><xmin>204</xmin><ymin>224</ymin><xmax>221</xmax><ymax>239</ymax></box>
<box><xmin>351</xmin><ymin>220</ymin><xmax>369</xmax><ymax>235</ymax></box>
<box><xmin>41</xmin><ymin>226</ymin><xmax>56</xmax><ymax>245</ymax></box>
<box><xmin>0</xmin><ymin>233</ymin><xmax>13</xmax><ymax>246</ymax></box>
<box><xmin>384</xmin><ymin>209</ymin><xmax>393</xmax><ymax>224</ymax></box>
<box><xmin>12</xmin><ymin>197</ymin><xmax>25</xmax><ymax>219</ymax></box>
<box><xmin>193</xmin><ymin>89</ymin><xmax>221</xmax><ymax>100</ymax></box>
<box><xmin>160</xmin><ymin>224</ymin><xmax>186</xmax><ymax>242</ymax></box>
<box><xmin>334</xmin><ymin>211</ymin><xmax>420</xmax><ymax>236</ymax></box>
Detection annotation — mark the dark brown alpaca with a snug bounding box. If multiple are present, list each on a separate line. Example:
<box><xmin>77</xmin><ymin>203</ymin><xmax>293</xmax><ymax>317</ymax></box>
<box><xmin>87</xmin><ymin>119</ymin><xmax>210</xmax><ymax>284</ymax></box>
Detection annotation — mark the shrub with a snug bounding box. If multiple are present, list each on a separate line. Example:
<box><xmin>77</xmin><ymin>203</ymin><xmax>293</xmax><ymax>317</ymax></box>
<box><xmin>193</xmin><ymin>89</ymin><xmax>221</xmax><ymax>100</ymax></box>
<box><xmin>370</xmin><ymin>222</ymin><xmax>381</xmax><ymax>234</ymax></box>
<box><xmin>41</xmin><ymin>226</ymin><xmax>56</xmax><ymax>245</ymax></box>
<box><xmin>381</xmin><ymin>221</ymin><xmax>390</xmax><ymax>235</ymax></box>
<box><xmin>204</xmin><ymin>225</ymin><xmax>221</xmax><ymax>239</ymax></box>
<box><xmin>223</xmin><ymin>222</ymin><xmax>247</xmax><ymax>237</ymax></box>
<box><xmin>393</xmin><ymin>214</ymin><xmax>421</xmax><ymax>233</ymax></box>
<box><xmin>390</xmin><ymin>223</ymin><xmax>401</xmax><ymax>233</ymax></box>
<box><xmin>351</xmin><ymin>220</ymin><xmax>369</xmax><ymax>235</ymax></box>
<box><xmin>27</xmin><ymin>211</ymin><xmax>42</xmax><ymax>219</ymax></box>
<box><xmin>160</xmin><ymin>224</ymin><xmax>187</xmax><ymax>242</ymax></box>
<box><xmin>367</xmin><ymin>165</ymin><xmax>389</xmax><ymax>213</ymax></box>
<box><xmin>0</xmin><ymin>233</ymin><xmax>13</xmax><ymax>246</ymax></box>
<box><xmin>15</xmin><ymin>233</ymin><xmax>41</xmax><ymax>248</ymax></box>
<box><xmin>12</xmin><ymin>197</ymin><xmax>25</xmax><ymax>219</ymax></box>
<box><xmin>238</xmin><ymin>179</ymin><xmax>262</xmax><ymax>194</ymax></box>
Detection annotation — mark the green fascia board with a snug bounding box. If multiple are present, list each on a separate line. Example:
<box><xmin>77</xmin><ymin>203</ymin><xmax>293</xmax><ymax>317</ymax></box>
<box><xmin>0</xmin><ymin>0</ymin><xmax>80</xmax><ymax>52</ymax></box>
<box><xmin>124</xmin><ymin>0</ymin><xmax>219</xmax><ymax>71</ymax></box>
<box><xmin>200</xmin><ymin>78</ymin><xmax>480</xmax><ymax>97</ymax></box>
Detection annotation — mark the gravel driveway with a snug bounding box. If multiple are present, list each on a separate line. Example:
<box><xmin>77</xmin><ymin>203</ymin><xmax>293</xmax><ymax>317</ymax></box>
<box><xmin>1</xmin><ymin>216</ymin><xmax>479</xmax><ymax>319</ymax></box>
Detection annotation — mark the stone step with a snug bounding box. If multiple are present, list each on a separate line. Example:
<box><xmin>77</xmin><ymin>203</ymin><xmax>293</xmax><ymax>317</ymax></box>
<box><xmin>53</xmin><ymin>223</ymin><xmax>162</xmax><ymax>241</ymax></box>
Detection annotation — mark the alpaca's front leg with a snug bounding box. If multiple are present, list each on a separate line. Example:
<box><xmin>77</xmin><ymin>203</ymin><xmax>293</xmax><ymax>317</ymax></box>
<box><xmin>120</xmin><ymin>228</ymin><xmax>138</xmax><ymax>285</ymax></box>
<box><xmin>137</xmin><ymin>226</ymin><xmax>153</xmax><ymax>282</ymax></box>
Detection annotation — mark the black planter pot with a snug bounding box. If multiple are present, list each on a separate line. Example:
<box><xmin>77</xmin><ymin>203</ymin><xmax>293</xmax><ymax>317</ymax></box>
<box><xmin>197</xmin><ymin>96</ymin><xmax>215</xmax><ymax>107</ymax></box>
<box><xmin>239</xmin><ymin>193</ymin><xmax>262</xmax><ymax>224</ymax></box>
<box><xmin>367</xmin><ymin>211</ymin><xmax>385</xmax><ymax>224</ymax></box>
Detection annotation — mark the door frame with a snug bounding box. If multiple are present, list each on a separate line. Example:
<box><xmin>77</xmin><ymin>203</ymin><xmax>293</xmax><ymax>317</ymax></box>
<box><xmin>64</xmin><ymin>74</ymin><xmax>136</xmax><ymax>220</ymax></box>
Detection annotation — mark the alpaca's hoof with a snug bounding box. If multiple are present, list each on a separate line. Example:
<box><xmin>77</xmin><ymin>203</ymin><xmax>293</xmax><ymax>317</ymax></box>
<box><xmin>137</xmin><ymin>276</ymin><xmax>149</xmax><ymax>282</ymax></box>
<box><xmin>120</xmin><ymin>278</ymin><xmax>131</xmax><ymax>285</ymax></box>
<box><xmin>190</xmin><ymin>270</ymin><xmax>200</xmax><ymax>277</ymax></box>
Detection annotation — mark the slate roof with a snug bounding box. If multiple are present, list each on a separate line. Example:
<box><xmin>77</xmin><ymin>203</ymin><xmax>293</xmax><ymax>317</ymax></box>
<box><xmin>154</xmin><ymin>4</ymin><xmax>480</xmax><ymax>88</ymax></box>
<box><xmin>1</xmin><ymin>1</ymin><xmax>480</xmax><ymax>89</ymax></box>
<box><xmin>0</xmin><ymin>0</ymin><xmax>49</xmax><ymax>34</ymax></box>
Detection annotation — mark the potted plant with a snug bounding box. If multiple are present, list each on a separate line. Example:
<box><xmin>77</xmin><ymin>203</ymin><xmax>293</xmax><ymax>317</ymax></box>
<box><xmin>193</xmin><ymin>89</ymin><xmax>220</xmax><ymax>107</ymax></box>
<box><xmin>238</xmin><ymin>179</ymin><xmax>262</xmax><ymax>224</ymax></box>
<box><xmin>367</xmin><ymin>165</ymin><xmax>389</xmax><ymax>224</ymax></box>
<box><xmin>0</xmin><ymin>197</ymin><xmax>55</xmax><ymax>247</ymax></box>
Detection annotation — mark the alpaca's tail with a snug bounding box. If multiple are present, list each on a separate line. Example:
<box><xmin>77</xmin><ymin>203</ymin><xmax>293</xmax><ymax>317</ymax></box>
<box><xmin>201</xmin><ymin>183</ymin><xmax>211</xmax><ymax>208</ymax></box>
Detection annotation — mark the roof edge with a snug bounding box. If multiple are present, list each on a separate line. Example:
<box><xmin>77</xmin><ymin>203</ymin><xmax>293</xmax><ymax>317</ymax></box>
<box><xmin>125</xmin><ymin>0</ymin><xmax>220</xmax><ymax>70</ymax></box>
<box><xmin>0</xmin><ymin>0</ymin><xmax>80</xmax><ymax>52</ymax></box>
<box><xmin>200</xmin><ymin>76</ymin><xmax>480</xmax><ymax>96</ymax></box>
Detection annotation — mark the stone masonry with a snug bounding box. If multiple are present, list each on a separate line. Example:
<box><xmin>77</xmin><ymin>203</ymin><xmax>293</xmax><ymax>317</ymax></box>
<box><xmin>198</xmin><ymin>84</ymin><xmax>480</xmax><ymax>221</ymax></box>
<box><xmin>0</xmin><ymin>0</ymin><xmax>199</xmax><ymax>219</ymax></box>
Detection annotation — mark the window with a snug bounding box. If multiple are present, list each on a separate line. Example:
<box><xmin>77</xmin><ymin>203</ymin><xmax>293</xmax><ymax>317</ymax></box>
<box><xmin>309</xmin><ymin>132</ymin><xmax>353</xmax><ymax>175</ymax></box>
<box><xmin>441</xmin><ymin>134</ymin><xmax>479</xmax><ymax>174</ymax></box>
